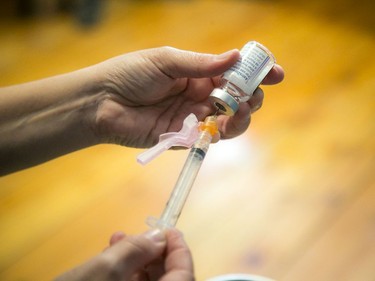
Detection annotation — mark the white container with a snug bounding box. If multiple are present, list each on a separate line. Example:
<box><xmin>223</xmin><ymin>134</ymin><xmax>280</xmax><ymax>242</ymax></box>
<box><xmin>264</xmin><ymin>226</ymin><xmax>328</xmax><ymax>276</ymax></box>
<box><xmin>209</xmin><ymin>41</ymin><xmax>276</xmax><ymax>116</ymax></box>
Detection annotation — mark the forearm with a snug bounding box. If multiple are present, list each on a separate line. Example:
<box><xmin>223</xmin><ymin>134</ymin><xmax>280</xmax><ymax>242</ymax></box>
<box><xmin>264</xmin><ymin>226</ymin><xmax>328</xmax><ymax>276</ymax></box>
<box><xmin>0</xmin><ymin>67</ymin><xmax>104</xmax><ymax>175</ymax></box>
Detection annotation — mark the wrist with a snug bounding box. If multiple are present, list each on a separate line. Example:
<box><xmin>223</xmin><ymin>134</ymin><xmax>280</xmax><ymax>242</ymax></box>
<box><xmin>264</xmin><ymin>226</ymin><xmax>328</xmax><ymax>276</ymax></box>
<box><xmin>70</xmin><ymin>65</ymin><xmax>107</xmax><ymax>146</ymax></box>
<box><xmin>0</xmin><ymin>66</ymin><xmax>106</xmax><ymax>174</ymax></box>
<box><xmin>84</xmin><ymin>62</ymin><xmax>122</xmax><ymax>145</ymax></box>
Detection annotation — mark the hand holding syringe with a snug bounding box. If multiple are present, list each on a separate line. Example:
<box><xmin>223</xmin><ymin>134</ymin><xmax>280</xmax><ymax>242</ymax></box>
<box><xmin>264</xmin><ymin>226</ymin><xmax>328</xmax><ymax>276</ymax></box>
<box><xmin>137</xmin><ymin>114</ymin><xmax>218</xmax><ymax>229</ymax></box>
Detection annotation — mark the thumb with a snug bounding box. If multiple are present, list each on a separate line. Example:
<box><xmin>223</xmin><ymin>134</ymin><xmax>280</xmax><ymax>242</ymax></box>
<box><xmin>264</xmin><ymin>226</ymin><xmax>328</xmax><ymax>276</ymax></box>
<box><xmin>104</xmin><ymin>229</ymin><xmax>167</xmax><ymax>279</ymax></box>
<box><xmin>151</xmin><ymin>47</ymin><xmax>240</xmax><ymax>78</ymax></box>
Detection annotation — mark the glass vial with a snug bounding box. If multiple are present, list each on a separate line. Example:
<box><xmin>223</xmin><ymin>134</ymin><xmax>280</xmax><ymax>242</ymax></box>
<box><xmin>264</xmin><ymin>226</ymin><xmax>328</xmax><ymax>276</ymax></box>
<box><xmin>209</xmin><ymin>41</ymin><xmax>276</xmax><ymax>116</ymax></box>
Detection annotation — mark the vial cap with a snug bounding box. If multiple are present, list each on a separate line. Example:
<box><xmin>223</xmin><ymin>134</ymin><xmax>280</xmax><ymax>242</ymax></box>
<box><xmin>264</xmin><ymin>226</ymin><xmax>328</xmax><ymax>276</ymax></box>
<box><xmin>209</xmin><ymin>88</ymin><xmax>239</xmax><ymax>116</ymax></box>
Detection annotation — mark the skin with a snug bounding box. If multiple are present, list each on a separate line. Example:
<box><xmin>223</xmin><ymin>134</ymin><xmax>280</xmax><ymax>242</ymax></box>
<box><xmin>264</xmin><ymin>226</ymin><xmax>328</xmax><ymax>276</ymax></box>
<box><xmin>0</xmin><ymin>47</ymin><xmax>283</xmax><ymax>175</ymax></box>
<box><xmin>0</xmin><ymin>46</ymin><xmax>284</xmax><ymax>279</ymax></box>
<box><xmin>55</xmin><ymin>228</ymin><xmax>195</xmax><ymax>281</ymax></box>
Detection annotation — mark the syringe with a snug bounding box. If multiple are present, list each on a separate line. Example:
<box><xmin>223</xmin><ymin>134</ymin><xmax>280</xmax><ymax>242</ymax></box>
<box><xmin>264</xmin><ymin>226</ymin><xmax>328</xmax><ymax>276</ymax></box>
<box><xmin>147</xmin><ymin>115</ymin><xmax>218</xmax><ymax>229</ymax></box>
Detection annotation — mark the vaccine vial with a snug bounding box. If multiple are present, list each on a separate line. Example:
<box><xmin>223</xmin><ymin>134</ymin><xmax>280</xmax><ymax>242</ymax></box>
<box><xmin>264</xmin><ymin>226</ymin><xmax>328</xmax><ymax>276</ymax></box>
<box><xmin>209</xmin><ymin>41</ymin><xmax>276</xmax><ymax>116</ymax></box>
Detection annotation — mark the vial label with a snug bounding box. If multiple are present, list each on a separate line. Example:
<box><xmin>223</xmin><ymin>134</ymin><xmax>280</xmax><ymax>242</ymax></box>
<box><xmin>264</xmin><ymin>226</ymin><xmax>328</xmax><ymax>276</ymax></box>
<box><xmin>223</xmin><ymin>41</ymin><xmax>275</xmax><ymax>97</ymax></box>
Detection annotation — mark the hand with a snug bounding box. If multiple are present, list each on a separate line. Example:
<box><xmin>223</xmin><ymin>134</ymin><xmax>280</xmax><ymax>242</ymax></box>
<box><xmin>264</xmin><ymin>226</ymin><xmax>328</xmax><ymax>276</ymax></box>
<box><xmin>0</xmin><ymin>45</ymin><xmax>284</xmax><ymax>174</ymax></box>
<box><xmin>93</xmin><ymin>47</ymin><xmax>284</xmax><ymax>147</ymax></box>
<box><xmin>55</xmin><ymin>228</ymin><xmax>194</xmax><ymax>281</ymax></box>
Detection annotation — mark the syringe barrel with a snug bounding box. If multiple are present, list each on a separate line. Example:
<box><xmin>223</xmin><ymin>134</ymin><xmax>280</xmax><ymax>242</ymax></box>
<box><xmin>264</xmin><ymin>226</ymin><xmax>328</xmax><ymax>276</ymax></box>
<box><xmin>158</xmin><ymin>145</ymin><xmax>208</xmax><ymax>228</ymax></box>
<box><xmin>150</xmin><ymin>116</ymin><xmax>217</xmax><ymax>229</ymax></box>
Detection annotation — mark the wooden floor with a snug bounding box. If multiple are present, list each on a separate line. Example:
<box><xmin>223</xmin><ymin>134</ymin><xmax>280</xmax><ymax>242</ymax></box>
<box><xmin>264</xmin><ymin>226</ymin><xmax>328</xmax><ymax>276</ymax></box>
<box><xmin>1</xmin><ymin>1</ymin><xmax>374</xmax><ymax>280</ymax></box>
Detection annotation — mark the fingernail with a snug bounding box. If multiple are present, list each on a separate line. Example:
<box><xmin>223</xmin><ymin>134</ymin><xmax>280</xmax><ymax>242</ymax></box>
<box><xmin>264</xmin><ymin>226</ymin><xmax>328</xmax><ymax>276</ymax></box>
<box><xmin>215</xmin><ymin>49</ymin><xmax>238</xmax><ymax>61</ymax></box>
<box><xmin>144</xmin><ymin>229</ymin><xmax>166</xmax><ymax>243</ymax></box>
<box><xmin>250</xmin><ymin>103</ymin><xmax>262</xmax><ymax>113</ymax></box>
<box><xmin>109</xmin><ymin>231</ymin><xmax>126</xmax><ymax>246</ymax></box>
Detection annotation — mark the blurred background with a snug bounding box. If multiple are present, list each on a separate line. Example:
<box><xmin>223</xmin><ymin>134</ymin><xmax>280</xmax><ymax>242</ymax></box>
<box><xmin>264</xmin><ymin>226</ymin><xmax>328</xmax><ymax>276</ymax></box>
<box><xmin>0</xmin><ymin>0</ymin><xmax>374</xmax><ymax>280</ymax></box>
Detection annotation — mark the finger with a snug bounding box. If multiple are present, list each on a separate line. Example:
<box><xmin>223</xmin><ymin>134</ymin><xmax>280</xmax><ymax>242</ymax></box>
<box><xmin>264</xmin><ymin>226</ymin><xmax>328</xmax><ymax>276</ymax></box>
<box><xmin>131</xmin><ymin>270</ymin><xmax>149</xmax><ymax>281</ymax></box>
<box><xmin>144</xmin><ymin>256</ymin><xmax>165</xmax><ymax>281</ymax></box>
<box><xmin>211</xmin><ymin>131</ymin><xmax>221</xmax><ymax>143</ymax></box>
<box><xmin>248</xmin><ymin>87</ymin><xmax>264</xmax><ymax>114</ymax></box>
<box><xmin>215</xmin><ymin>86</ymin><xmax>266</xmax><ymax>139</ymax></box>
<box><xmin>261</xmin><ymin>64</ymin><xmax>285</xmax><ymax>85</ymax></box>
<box><xmin>217</xmin><ymin>102</ymin><xmax>251</xmax><ymax>140</ymax></box>
<box><xmin>150</xmin><ymin>47</ymin><xmax>240</xmax><ymax>79</ymax></box>
<box><xmin>109</xmin><ymin>231</ymin><xmax>126</xmax><ymax>246</ymax></box>
<box><xmin>102</xmin><ymin>229</ymin><xmax>167</xmax><ymax>279</ymax></box>
<box><xmin>160</xmin><ymin>228</ymin><xmax>194</xmax><ymax>281</ymax></box>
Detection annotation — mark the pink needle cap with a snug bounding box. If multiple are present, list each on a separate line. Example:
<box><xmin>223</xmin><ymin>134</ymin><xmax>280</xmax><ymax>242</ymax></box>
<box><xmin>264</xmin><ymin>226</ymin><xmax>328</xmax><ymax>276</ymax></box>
<box><xmin>137</xmin><ymin>113</ymin><xmax>200</xmax><ymax>165</ymax></box>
